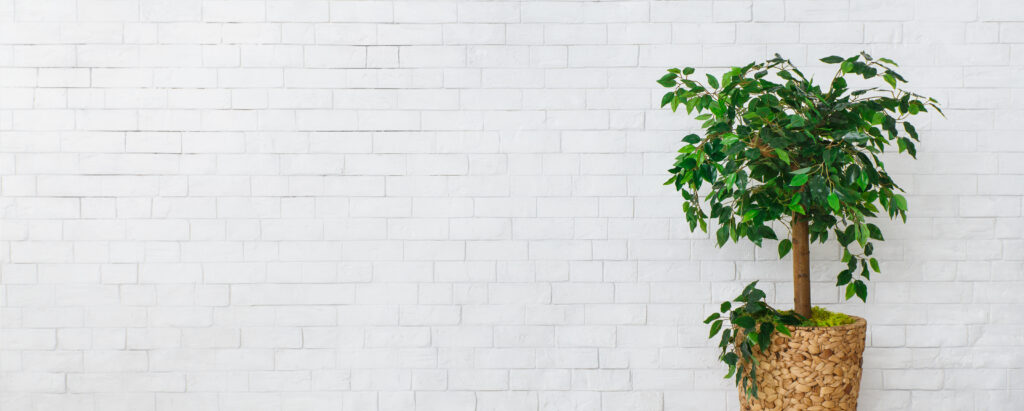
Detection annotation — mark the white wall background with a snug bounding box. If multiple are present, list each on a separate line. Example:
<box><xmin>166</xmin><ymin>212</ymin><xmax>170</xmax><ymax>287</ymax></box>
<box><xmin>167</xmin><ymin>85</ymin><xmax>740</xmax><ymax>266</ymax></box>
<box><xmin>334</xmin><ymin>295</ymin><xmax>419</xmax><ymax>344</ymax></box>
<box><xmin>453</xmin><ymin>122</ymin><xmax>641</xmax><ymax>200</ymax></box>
<box><xmin>0</xmin><ymin>0</ymin><xmax>1021</xmax><ymax>410</ymax></box>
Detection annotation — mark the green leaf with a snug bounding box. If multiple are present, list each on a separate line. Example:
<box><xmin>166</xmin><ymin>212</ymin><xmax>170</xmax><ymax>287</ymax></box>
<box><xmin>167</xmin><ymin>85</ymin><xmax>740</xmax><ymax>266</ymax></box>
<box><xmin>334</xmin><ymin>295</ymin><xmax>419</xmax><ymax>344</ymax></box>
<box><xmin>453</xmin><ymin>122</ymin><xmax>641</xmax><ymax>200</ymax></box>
<box><xmin>831</xmin><ymin>76</ymin><xmax>847</xmax><ymax>92</ymax></box>
<box><xmin>733</xmin><ymin>316</ymin><xmax>755</xmax><ymax>329</ymax></box>
<box><xmin>878</xmin><ymin>57</ymin><xmax>898</xmax><ymax>66</ymax></box>
<box><xmin>747</xmin><ymin>288</ymin><xmax>766</xmax><ymax>302</ymax></box>
<box><xmin>892</xmin><ymin>194</ymin><xmax>908</xmax><ymax>211</ymax></box>
<box><xmin>841</xmin><ymin>61</ymin><xmax>854</xmax><ymax>73</ymax></box>
<box><xmin>683</xmin><ymin>67</ymin><xmax>695</xmax><ymax>75</ymax></box>
<box><xmin>820</xmin><ymin>55</ymin><xmax>845</xmax><ymax>64</ymax></box>
<box><xmin>741</xmin><ymin>209</ymin><xmax>758</xmax><ymax>222</ymax></box>
<box><xmin>823</xmin><ymin>148</ymin><xmax>837</xmax><ymax>165</ymax></box>
<box><xmin>719</xmin><ymin>329</ymin><xmax>731</xmax><ymax>350</ymax></box>
<box><xmin>757</xmin><ymin>323</ymin><xmax>773</xmax><ymax>350</ymax></box>
<box><xmin>661</xmin><ymin>92</ymin><xmax>674</xmax><ymax>108</ymax></box>
<box><xmin>827</xmin><ymin>192</ymin><xmax>840</xmax><ymax>211</ymax></box>
<box><xmin>866</xmin><ymin>223</ymin><xmax>884</xmax><ymax>241</ymax></box>
<box><xmin>720</xmin><ymin>301</ymin><xmax>731</xmax><ymax>313</ymax></box>
<box><xmin>807</xmin><ymin>174</ymin><xmax>827</xmax><ymax>202</ymax></box>
<box><xmin>845</xmin><ymin>283</ymin><xmax>856</xmax><ymax>300</ymax></box>
<box><xmin>723</xmin><ymin>352</ymin><xmax>737</xmax><ymax>365</ymax></box>
<box><xmin>706</xmin><ymin>74</ymin><xmax>719</xmax><ymax>89</ymax></box>
<box><xmin>883</xmin><ymin>73</ymin><xmax>896</xmax><ymax>89</ymax></box>
<box><xmin>774</xmin><ymin>323</ymin><xmax>792</xmax><ymax>337</ymax></box>
<box><xmin>789</xmin><ymin>174</ymin><xmax>809</xmax><ymax>187</ymax></box>
<box><xmin>904</xmin><ymin>122</ymin><xmax>919</xmax><ymax>140</ymax></box>
<box><xmin>869</xmin><ymin>258</ymin><xmax>880</xmax><ymax>273</ymax></box>
<box><xmin>716</xmin><ymin>225</ymin><xmax>729</xmax><ymax>246</ymax></box>
<box><xmin>710</xmin><ymin>319</ymin><xmax>723</xmax><ymax>338</ymax></box>
<box><xmin>778</xmin><ymin>239</ymin><xmax>792</xmax><ymax>258</ymax></box>
<box><xmin>746</xmin><ymin>331</ymin><xmax>759</xmax><ymax>346</ymax></box>
<box><xmin>682</xmin><ymin>134</ymin><xmax>701</xmax><ymax>144</ymax></box>
<box><xmin>745</xmin><ymin>302</ymin><xmax>765</xmax><ymax>315</ymax></box>
<box><xmin>854</xmin><ymin>280</ymin><xmax>868</xmax><ymax>302</ymax></box>
<box><xmin>837</xmin><ymin>270</ymin><xmax>852</xmax><ymax>286</ymax></box>
<box><xmin>657</xmin><ymin>73</ymin><xmax>678</xmax><ymax>87</ymax></box>
<box><xmin>856</xmin><ymin>223</ymin><xmax>868</xmax><ymax>247</ymax></box>
<box><xmin>774</xmin><ymin>149</ymin><xmax>790</xmax><ymax>165</ymax></box>
<box><xmin>704</xmin><ymin>313</ymin><xmax>721</xmax><ymax>324</ymax></box>
<box><xmin>902</xmin><ymin>137</ymin><xmax>917</xmax><ymax>157</ymax></box>
<box><xmin>842</xmin><ymin>131</ymin><xmax>869</xmax><ymax>143</ymax></box>
<box><xmin>836</xmin><ymin>228</ymin><xmax>852</xmax><ymax>247</ymax></box>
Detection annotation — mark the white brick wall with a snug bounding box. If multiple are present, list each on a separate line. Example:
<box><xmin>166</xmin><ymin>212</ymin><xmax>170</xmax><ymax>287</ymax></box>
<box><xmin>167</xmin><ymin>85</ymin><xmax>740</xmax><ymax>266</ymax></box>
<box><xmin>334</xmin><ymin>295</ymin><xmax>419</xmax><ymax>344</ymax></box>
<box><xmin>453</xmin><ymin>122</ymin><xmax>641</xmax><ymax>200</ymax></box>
<box><xmin>0</xmin><ymin>1</ymin><xmax>1021</xmax><ymax>410</ymax></box>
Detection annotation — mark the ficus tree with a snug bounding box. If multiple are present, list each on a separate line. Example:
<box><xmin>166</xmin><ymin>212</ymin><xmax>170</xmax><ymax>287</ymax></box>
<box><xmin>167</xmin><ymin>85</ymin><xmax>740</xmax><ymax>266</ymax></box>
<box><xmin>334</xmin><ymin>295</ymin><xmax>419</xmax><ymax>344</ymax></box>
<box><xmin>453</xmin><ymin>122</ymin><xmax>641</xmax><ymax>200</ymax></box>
<box><xmin>658</xmin><ymin>53</ymin><xmax>941</xmax><ymax>319</ymax></box>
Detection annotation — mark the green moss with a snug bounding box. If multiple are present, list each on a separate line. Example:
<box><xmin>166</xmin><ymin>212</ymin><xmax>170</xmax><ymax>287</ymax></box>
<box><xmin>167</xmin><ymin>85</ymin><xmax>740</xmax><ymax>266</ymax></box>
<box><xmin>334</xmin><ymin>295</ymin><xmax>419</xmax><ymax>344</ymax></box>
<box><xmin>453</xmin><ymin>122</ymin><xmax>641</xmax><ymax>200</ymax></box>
<box><xmin>799</xmin><ymin>307</ymin><xmax>856</xmax><ymax>327</ymax></box>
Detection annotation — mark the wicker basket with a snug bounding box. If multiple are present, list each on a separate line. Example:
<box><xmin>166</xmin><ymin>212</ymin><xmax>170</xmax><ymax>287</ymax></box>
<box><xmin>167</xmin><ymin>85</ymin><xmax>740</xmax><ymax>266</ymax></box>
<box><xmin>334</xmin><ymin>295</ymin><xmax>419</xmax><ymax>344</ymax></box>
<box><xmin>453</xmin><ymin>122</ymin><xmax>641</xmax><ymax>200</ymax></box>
<box><xmin>738</xmin><ymin>316</ymin><xmax>867</xmax><ymax>411</ymax></box>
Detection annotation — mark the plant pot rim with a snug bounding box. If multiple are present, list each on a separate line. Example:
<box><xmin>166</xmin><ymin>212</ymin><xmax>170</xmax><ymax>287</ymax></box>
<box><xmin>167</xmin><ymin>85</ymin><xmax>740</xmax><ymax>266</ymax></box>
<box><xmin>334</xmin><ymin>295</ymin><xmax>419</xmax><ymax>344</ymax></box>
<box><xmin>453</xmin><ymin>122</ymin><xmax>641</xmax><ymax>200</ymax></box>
<box><xmin>784</xmin><ymin>315</ymin><xmax>866</xmax><ymax>332</ymax></box>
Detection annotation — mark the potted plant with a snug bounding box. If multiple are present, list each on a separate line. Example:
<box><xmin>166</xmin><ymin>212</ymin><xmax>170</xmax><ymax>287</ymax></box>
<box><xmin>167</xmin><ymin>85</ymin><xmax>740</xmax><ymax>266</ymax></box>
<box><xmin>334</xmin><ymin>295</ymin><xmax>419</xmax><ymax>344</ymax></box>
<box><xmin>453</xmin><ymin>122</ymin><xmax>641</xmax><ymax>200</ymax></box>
<box><xmin>657</xmin><ymin>53</ymin><xmax>941</xmax><ymax>410</ymax></box>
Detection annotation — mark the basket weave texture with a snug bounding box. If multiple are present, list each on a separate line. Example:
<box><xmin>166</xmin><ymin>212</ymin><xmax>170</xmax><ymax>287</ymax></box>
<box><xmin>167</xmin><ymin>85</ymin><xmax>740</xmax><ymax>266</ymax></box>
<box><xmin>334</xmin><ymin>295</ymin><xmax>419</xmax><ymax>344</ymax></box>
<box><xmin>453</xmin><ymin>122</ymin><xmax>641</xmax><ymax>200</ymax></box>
<box><xmin>738</xmin><ymin>316</ymin><xmax>867</xmax><ymax>411</ymax></box>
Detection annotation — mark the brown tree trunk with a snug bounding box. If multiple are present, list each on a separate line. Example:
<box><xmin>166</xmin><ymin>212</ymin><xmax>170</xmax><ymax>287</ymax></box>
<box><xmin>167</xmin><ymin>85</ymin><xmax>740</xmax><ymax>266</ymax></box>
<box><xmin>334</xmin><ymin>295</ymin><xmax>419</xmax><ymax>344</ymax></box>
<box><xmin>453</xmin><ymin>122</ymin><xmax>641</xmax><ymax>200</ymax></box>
<box><xmin>791</xmin><ymin>215</ymin><xmax>812</xmax><ymax>318</ymax></box>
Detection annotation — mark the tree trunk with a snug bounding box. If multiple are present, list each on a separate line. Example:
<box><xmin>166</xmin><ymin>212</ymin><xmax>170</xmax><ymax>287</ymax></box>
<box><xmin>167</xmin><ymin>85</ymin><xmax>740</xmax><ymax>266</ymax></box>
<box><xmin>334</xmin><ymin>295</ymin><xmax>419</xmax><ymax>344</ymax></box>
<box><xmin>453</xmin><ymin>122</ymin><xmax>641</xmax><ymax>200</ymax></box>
<box><xmin>792</xmin><ymin>215</ymin><xmax>812</xmax><ymax>318</ymax></box>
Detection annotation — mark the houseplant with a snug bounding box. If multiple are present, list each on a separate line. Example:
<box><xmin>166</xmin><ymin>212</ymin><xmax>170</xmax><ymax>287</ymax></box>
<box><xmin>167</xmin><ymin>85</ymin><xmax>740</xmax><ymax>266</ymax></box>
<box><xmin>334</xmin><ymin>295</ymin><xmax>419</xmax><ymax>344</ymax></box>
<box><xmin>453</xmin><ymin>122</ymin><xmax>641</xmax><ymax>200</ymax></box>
<box><xmin>658</xmin><ymin>53</ymin><xmax>940</xmax><ymax>409</ymax></box>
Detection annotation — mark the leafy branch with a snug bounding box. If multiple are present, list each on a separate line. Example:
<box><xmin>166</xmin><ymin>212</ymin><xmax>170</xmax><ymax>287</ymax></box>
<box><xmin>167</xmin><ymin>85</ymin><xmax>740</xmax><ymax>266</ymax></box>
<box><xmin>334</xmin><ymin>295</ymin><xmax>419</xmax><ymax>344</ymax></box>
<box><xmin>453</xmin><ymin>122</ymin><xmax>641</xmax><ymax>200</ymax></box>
<box><xmin>706</xmin><ymin>282</ymin><xmax>802</xmax><ymax>398</ymax></box>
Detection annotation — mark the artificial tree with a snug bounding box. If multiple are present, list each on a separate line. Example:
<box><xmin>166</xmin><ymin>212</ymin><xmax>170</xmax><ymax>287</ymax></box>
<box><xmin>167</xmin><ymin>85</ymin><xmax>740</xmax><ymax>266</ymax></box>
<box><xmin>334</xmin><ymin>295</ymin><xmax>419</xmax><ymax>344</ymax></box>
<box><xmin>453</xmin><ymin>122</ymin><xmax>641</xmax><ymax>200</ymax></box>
<box><xmin>658</xmin><ymin>53</ymin><xmax>940</xmax><ymax>397</ymax></box>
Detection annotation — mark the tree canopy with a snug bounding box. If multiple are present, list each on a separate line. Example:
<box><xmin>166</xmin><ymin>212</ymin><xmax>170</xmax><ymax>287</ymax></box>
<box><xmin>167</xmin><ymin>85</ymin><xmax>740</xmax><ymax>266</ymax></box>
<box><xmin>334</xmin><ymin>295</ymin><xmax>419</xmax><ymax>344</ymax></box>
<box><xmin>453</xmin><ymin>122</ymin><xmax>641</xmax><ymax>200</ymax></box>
<box><xmin>659</xmin><ymin>53</ymin><xmax>941</xmax><ymax>301</ymax></box>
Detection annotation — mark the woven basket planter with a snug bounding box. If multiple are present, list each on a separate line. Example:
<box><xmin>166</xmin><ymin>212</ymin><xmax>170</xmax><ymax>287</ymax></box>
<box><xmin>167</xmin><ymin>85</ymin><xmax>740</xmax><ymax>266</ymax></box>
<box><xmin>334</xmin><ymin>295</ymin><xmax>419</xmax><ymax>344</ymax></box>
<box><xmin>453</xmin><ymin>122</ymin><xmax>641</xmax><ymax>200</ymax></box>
<box><xmin>738</xmin><ymin>316</ymin><xmax>867</xmax><ymax>411</ymax></box>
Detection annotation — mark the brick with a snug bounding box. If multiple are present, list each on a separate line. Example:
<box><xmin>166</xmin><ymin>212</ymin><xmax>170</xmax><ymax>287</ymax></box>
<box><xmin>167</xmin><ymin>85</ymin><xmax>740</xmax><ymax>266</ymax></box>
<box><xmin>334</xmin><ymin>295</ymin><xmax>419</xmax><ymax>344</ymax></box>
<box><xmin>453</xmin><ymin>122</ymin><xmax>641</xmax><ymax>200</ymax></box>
<box><xmin>415</xmin><ymin>392</ymin><xmax>474</xmax><ymax>411</ymax></box>
<box><xmin>394</xmin><ymin>1</ymin><xmax>457</xmax><ymax>23</ymax></box>
<box><xmin>884</xmin><ymin>370</ymin><xmax>944</xmax><ymax>390</ymax></box>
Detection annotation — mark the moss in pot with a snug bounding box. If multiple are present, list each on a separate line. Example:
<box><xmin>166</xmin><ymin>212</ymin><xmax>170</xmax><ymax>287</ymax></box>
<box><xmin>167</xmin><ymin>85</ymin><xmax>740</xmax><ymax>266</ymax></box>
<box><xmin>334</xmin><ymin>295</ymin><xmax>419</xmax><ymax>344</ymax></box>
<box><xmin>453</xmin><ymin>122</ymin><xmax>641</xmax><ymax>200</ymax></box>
<box><xmin>657</xmin><ymin>53</ymin><xmax>940</xmax><ymax>409</ymax></box>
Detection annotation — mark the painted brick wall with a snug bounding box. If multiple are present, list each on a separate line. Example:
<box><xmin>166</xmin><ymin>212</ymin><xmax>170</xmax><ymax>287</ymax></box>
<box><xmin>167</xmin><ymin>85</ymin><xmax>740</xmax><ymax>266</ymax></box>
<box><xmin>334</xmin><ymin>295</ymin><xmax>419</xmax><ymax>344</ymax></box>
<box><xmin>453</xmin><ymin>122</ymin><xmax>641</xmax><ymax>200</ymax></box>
<box><xmin>0</xmin><ymin>1</ymin><xmax>1021</xmax><ymax>410</ymax></box>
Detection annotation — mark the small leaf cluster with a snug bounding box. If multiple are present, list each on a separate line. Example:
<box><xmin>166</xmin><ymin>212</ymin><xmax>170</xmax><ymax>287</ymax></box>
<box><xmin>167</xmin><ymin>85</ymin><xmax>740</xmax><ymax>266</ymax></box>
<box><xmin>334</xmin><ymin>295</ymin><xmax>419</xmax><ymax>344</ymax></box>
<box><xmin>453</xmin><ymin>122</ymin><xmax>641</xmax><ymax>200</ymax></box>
<box><xmin>660</xmin><ymin>53</ymin><xmax>941</xmax><ymax>302</ymax></box>
<box><xmin>706</xmin><ymin>282</ymin><xmax>801</xmax><ymax>399</ymax></box>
